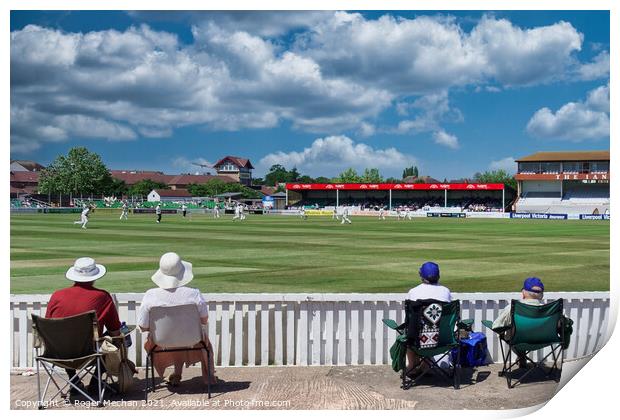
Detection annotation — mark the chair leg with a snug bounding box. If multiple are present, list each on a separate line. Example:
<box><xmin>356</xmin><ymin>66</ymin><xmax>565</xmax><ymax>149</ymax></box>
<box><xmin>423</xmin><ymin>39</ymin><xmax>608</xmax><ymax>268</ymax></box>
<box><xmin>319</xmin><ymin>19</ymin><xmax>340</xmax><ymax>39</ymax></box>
<box><xmin>36</xmin><ymin>359</ymin><xmax>44</xmax><ymax>410</ymax></box>
<box><xmin>204</xmin><ymin>343</ymin><xmax>212</xmax><ymax>399</ymax></box>
<box><xmin>144</xmin><ymin>354</ymin><xmax>149</xmax><ymax>402</ymax></box>
<box><xmin>454</xmin><ymin>348</ymin><xmax>461</xmax><ymax>390</ymax></box>
<box><xmin>96</xmin><ymin>357</ymin><xmax>103</xmax><ymax>406</ymax></box>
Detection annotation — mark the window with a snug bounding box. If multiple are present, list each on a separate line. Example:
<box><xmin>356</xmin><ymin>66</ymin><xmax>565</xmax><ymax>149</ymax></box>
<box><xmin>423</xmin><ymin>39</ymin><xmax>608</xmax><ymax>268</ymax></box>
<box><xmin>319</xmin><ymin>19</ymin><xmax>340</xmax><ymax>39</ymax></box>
<box><xmin>220</xmin><ymin>164</ymin><xmax>237</xmax><ymax>172</ymax></box>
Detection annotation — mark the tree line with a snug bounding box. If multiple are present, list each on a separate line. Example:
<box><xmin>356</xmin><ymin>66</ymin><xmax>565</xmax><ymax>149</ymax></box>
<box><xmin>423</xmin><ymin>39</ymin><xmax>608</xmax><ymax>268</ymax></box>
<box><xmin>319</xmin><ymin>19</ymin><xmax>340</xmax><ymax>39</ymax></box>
<box><xmin>36</xmin><ymin>147</ymin><xmax>517</xmax><ymax>201</ymax></box>
<box><xmin>259</xmin><ymin>164</ymin><xmax>516</xmax><ymax>189</ymax></box>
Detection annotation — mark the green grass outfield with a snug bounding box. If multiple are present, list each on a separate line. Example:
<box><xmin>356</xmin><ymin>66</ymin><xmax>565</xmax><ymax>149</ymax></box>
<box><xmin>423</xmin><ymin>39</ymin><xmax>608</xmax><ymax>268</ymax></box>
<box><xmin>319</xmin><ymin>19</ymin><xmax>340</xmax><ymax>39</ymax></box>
<box><xmin>10</xmin><ymin>212</ymin><xmax>609</xmax><ymax>294</ymax></box>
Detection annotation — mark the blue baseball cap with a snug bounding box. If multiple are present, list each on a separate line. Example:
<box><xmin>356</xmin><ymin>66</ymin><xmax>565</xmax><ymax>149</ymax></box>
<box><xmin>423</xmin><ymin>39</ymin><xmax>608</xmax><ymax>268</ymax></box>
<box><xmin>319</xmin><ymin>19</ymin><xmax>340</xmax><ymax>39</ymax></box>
<box><xmin>419</xmin><ymin>262</ymin><xmax>440</xmax><ymax>283</ymax></box>
<box><xmin>523</xmin><ymin>277</ymin><xmax>544</xmax><ymax>292</ymax></box>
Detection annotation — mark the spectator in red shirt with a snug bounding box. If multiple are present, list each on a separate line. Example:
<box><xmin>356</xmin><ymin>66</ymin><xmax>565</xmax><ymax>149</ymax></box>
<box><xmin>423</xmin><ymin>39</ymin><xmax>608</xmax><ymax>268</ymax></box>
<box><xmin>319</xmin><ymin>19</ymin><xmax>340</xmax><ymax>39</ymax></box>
<box><xmin>46</xmin><ymin>257</ymin><xmax>121</xmax><ymax>398</ymax></box>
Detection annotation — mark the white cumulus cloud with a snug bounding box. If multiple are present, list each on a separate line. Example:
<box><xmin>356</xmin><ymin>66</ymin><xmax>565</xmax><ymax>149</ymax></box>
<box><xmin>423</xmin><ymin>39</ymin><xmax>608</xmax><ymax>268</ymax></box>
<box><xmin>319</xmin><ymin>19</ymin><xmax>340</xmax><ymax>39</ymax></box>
<box><xmin>526</xmin><ymin>84</ymin><xmax>609</xmax><ymax>141</ymax></box>
<box><xmin>489</xmin><ymin>157</ymin><xmax>517</xmax><ymax>174</ymax></box>
<box><xmin>259</xmin><ymin>135</ymin><xmax>415</xmax><ymax>177</ymax></box>
<box><xmin>432</xmin><ymin>130</ymin><xmax>459</xmax><ymax>149</ymax></box>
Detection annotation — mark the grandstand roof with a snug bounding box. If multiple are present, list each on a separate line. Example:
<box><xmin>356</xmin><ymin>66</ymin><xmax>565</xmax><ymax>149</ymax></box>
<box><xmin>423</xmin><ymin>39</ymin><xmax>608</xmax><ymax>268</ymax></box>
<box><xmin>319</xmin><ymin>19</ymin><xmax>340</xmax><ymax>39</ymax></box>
<box><xmin>152</xmin><ymin>189</ymin><xmax>192</xmax><ymax>197</ymax></box>
<box><xmin>516</xmin><ymin>151</ymin><xmax>610</xmax><ymax>162</ymax></box>
<box><xmin>213</xmin><ymin>156</ymin><xmax>254</xmax><ymax>169</ymax></box>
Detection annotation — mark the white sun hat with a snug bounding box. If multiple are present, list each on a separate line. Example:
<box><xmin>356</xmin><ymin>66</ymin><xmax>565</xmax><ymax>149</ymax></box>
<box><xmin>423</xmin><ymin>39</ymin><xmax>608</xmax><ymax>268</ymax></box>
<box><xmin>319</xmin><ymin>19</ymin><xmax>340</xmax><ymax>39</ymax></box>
<box><xmin>66</xmin><ymin>257</ymin><xmax>107</xmax><ymax>282</ymax></box>
<box><xmin>151</xmin><ymin>252</ymin><xmax>194</xmax><ymax>289</ymax></box>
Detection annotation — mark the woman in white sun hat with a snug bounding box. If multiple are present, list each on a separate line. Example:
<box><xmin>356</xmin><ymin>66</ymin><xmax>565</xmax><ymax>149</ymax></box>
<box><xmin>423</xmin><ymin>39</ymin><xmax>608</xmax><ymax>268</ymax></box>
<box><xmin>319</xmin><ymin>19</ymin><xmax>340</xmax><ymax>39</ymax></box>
<box><xmin>137</xmin><ymin>252</ymin><xmax>217</xmax><ymax>387</ymax></box>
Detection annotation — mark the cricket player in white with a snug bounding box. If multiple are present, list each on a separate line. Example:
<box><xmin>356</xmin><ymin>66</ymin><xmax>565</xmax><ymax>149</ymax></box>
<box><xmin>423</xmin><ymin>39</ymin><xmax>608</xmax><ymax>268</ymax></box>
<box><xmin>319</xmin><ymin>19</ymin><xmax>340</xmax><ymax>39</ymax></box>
<box><xmin>213</xmin><ymin>204</ymin><xmax>221</xmax><ymax>218</ymax></box>
<box><xmin>181</xmin><ymin>203</ymin><xmax>188</xmax><ymax>218</ymax></box>
<box><xmin>332</xmin><ymin>207</ymin><xmax>339</xmax><ymax>221</ymax></box>
<box><xmin>240</xmin><ymin>204</ymin><xmax>247</xmax><ymax>220</ymax></box>
<box><xmin>74</xmin><ymin>205</ymin><xmax>91</xmax><ymax>229</ymax></box>
<box><xmin>405</xmin><ymin>207</ymin><xmax>413</xmax><ymax>220</ymax></box>
<box><xmin>155</xmin><ymin>204</ymin><xmax>162</xmax><ymax>223</ymax></box>
<box><xmin>341</xmin><ymin>206</ymin><xmax>352</xmax><ymax>224</ymax></box>
<box><xmin>300</xmin><ymin>206</ymin><xmax>307</xmax><ymax>220</ymax></box>
<box><xmin>120</xmin><ymin>201</ymin><xmax>129</xmax><ymax>220</ymax></box>
<box><xmin>232</xmin><ymin>203</ymin><xmax>241</xmax><ymax>221</ymax></box>
<box><xmin>379</xmin><ymin>207</ymin><xmax>385</xmax><ymax>220</ymax></box>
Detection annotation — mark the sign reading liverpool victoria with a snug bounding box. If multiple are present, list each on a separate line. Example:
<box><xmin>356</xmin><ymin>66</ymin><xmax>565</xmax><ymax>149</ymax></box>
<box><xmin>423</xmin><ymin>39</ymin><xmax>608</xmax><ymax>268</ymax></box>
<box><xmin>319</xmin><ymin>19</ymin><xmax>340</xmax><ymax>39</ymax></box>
<box><xmin>285</xmin><ymin>183</ymin><xmax>505</xmax><ymax>191</ymax></box>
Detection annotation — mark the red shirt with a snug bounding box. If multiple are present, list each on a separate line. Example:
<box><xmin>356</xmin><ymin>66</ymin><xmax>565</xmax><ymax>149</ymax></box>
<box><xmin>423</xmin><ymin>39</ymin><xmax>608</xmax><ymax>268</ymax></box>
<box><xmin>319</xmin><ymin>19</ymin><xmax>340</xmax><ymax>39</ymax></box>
<box><xmin>46</xmin><ymin>283</ymin><xmax>121</xmax><ymax>335</ymax></box>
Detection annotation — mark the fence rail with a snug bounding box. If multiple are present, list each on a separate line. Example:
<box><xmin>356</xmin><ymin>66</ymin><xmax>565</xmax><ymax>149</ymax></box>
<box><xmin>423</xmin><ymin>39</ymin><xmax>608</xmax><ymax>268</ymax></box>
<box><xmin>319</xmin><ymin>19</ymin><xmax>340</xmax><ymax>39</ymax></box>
<box><xmin>10</xmin><ymin>292</ymin><xmax>610</xmax><ymax>368</ymax></box>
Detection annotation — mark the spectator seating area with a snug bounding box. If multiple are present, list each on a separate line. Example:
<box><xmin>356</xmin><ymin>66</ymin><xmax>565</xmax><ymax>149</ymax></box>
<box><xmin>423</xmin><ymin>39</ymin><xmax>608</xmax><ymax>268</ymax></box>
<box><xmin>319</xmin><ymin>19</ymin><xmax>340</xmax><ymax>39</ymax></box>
<box><xmin>516</xmin><ymin>186</ymin><xmax>610</xmax><ymax>214</ymax></box>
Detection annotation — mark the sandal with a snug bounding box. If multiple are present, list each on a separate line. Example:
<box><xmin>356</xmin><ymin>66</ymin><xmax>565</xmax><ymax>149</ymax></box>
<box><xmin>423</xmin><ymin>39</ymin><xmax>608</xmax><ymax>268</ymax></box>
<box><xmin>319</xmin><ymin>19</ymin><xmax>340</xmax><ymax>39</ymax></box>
<box><xmin>166</xmin><ymin>373</ymin><xmax>182</xmax><ymax>387</ymax></box>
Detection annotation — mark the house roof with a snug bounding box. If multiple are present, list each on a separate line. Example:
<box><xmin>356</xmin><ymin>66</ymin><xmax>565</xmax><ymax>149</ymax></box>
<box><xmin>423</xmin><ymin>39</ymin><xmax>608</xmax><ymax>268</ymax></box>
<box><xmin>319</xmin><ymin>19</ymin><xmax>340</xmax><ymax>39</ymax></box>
<box><xmin>214</xmin><ymin>156</ymin><xmax>255</xmax><ymax>169</ymax></box>
<box><xmin>516</xmin><ymin>151</ymin><xmax>610</xmax><ymax>162</ymax></box>
<box><xmin>151</xmin><ymin>189</ymin><xmax>192</xmax><ymax>197</ymax></box>
<box><xmin>402</xmin><ymin>175</ymin><xmax>441</xmax><ymax>184</ymax></box>
<box><xmin>260</xmin><ymin>186</ymin><xmax>277</xmax><ymax>195</ymax></box>
<box><xmin>110</xmin><ymin>170</ymin><xmax>173</xmax><ymax>185</ymax></box>
<box><xmin>10</xmin><ymin>171</ymin><xmax>40</xmax><ymax>183</ymax></box>
<box><xmin>10</xmin><ymin>160</ymin><xmax>45</xmax><ymax>171</ymax></box>
<box><xmin>168</xmin><ymin>174</ymin><xmax>237</xmax><ymax>185</ymax></box>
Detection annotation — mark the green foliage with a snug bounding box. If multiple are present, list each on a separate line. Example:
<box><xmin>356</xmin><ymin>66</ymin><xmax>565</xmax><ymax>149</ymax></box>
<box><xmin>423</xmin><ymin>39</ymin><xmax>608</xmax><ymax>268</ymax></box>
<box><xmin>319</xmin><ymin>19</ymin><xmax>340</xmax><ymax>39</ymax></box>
<box><xmin>385</xmin><ymin>177</ymin><xmax>400</xmax><ymax>183</ymax></box>
<box><xmin>187</xmin><ymin>179</ymin><xmax>263</xmax><ymax>199</ymax></box>
<box><xmin>128</xmin><ymin>179</ymin><xmax>168</xmax><ymax>197</ymax></box>
<box><xmin>361</xmin><ymin>168</ymin><xmax>383</xmax><ymax>183</ymax></box>
<box><xmin>473</xmin><ymin>170</ymin><xmax>517</xmax><ymax>190</ymax></box>
<box><xmin>402</xmin><ymin>165</ymin><xmax>418</xmax><ymax>179</ymax></box>
<box><xmin>38</xmin><ymin>147</ymin><xmax>112</xmax><ymax>195</ymax></box>
<box><xmin>333</xmin><ymin>167</ymin><xmax>362</xmax><ymax>183</ymax></box>
<box><xmin>314</xmin><ymin>176</ymin><xmax>331</xmax><ymax>183</ymax></box>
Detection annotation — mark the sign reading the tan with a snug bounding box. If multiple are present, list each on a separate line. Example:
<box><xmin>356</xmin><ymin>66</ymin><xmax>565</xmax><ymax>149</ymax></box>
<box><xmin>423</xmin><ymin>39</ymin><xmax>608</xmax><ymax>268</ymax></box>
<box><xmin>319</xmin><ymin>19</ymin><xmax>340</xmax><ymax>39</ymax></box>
<box><xmin>515</xmin><ymin>173</ymin><xmax>609</xmax><ymax>181</ymax></box>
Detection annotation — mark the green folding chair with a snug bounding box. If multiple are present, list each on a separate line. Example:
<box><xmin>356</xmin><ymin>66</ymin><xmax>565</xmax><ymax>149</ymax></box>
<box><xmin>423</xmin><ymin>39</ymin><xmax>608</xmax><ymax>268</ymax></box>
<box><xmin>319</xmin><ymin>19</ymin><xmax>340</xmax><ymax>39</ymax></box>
<box><xmin>482</xmin><ymin>299</ymin><xmax>568</xmax><ymax>388</ymax></box>
<box><xmin>384</xmin><ymin>299</ymin><xmax>473</xmax><ymax>390</ymax></box>
<box><xmin>31</xmin><ymin>311</ymin><xmax>118</xmax><ymax>408</ymax></box>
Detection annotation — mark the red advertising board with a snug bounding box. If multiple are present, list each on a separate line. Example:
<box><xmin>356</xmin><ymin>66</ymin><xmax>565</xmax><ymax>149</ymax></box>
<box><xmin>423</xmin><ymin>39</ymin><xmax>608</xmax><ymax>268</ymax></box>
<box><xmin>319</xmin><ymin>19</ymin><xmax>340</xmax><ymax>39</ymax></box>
<box><xmin>285</xmin><ymin>183</ymin><xmax>504</xmax><ymax>191</ymax></box>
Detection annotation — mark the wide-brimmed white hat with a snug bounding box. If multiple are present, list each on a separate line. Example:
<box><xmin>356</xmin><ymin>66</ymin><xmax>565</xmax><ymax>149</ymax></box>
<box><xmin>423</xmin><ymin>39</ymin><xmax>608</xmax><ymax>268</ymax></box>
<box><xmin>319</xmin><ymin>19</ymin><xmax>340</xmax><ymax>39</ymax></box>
<box><xmin>66</xmin><ymin>257</ymin><xmax>107</xmax><ymax>282</ymax></box>
<box><xmin>151</xmin><ymin>252</ymin><xmax>193</xmax><ymax>289</ymax></box>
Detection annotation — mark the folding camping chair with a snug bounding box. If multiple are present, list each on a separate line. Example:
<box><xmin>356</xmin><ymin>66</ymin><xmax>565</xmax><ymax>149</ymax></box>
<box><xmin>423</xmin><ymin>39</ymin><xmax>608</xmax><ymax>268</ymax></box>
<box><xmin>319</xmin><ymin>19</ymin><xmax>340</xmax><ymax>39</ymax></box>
<box><xmin>384</xmin><ymin>299</ymin><xmax>473</xmax><ymax>390</ymax></box>
<box><xmin>482</xmin><ymin>299</ymin><xmax>568</xmax><ymax>388</ymax></box>
<box><xmin>31</xmin><ymin>311</ymin><xmax>116</xmax><ymax>408</ymax></box>
<box><xmin>144</xmin><ymin>304</ymin><xmax>212</xmax><ymax>401</ymax></box>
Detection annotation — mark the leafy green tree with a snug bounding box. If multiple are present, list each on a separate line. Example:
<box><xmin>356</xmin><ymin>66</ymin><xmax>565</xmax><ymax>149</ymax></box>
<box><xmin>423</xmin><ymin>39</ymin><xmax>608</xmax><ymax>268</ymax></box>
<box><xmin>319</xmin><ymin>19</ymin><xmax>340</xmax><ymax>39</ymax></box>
<box><xmin>314</xmin><ymin>176</ymin><xmax>331</xmax><ymax>183</ymax></box>
<box><xmin>385</xmin><ymin>177</ymin><xmax>400</xmax><ymax>183</ymax></box>
<box><xmin>38</xmin><ymin>147</ymin><xmax>112</xmax><ymax>196</ymax></box>
<box><xmin>101</xmin><ymin>176</ymin><xmax>127</xmax><ymax>197</ymax></box>
<box><xmin>129</xmin><ymin>179</ymin><xmax>168</xmax><ymax>197</ymax></box>
<box><xmin>289</xmin><ymin>167</ymin><xmax>301</xmax><ymax>182</ymax></box>
<box><xmin>413</xmin><ymin>166</ymin><xmax>419</xmax><ymax>178</ymax></box>
<box><xmin>298</xmin><ymin>175</ymin><xmax>314</xmax><ymax>183</ymax></box>
<box><xmin>402</xmin><ymin>165</ymin><xmax>418</xmax><ymax>179</ymax></box>
<box><xmin>252</xmin><ymin>177</ymin><xmax>264</xmax><ymax>185</ymax></box>
<box><xmin>473</xmin><ymin>169</ymin><xmax>517</xmax><ymax>190</ymax></box>
<box><xmin>361</xmin><ymin>168</ymin><xmax>383</xmax><ymax>183</ymax></box>
<box><xmin>264</xmin><ymin>164</ymin><xmax>291</xmax><ymax>186</ymax></box>
<box><xmin>333</xmin><ymin>168</ymin><xmax>362</xmax><ymax>183</ymax></box>
<box><xmin>187</xmin><ymin>179</ymin><xmax>263</xmax><ymax>199</ymax></box>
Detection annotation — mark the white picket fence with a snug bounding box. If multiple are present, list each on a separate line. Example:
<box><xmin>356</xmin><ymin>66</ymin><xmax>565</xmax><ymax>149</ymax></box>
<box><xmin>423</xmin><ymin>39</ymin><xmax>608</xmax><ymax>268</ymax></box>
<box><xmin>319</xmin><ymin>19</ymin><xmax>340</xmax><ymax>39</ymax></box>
<box><xmin>10</xmin><ymin>292</ymin><xmax>610</xmax><ymax>369</ymax></box>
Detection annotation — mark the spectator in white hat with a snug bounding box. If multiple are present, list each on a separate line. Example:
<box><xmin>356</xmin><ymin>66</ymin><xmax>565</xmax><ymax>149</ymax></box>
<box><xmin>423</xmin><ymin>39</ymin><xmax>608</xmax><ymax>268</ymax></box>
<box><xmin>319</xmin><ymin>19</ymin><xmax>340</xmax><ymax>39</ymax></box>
<box><xmin>46</xmin><ymin>257</ymin><xmax>121</xmax><ymax>397</ymax></box>
<box><xmin>137</xmin><ymin>252</ymin><xmax>217</xmax><ymax>386</ymax></box>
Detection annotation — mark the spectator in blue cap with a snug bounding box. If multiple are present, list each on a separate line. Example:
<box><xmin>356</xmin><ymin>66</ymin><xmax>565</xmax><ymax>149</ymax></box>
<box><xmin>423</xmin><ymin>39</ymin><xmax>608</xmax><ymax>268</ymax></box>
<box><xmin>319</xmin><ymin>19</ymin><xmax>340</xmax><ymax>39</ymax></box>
<box><xmin>492</xmin><ymin>277</ymin><xmax>545</xmax><ymax>331</ymax></box>
<box><xmin>407</xmin><ymin>261</ymin><xmax>452</xmax><ymax>302</ymax></box>
<box><xmin>406</xmin><ymin>262</ymin><xmax>452</xmax><ymax>376</ymax></box>
<box><xmin>492</xmin><ymin>277</ymin><xmax>545</xmax><ymax>368</ymax></box>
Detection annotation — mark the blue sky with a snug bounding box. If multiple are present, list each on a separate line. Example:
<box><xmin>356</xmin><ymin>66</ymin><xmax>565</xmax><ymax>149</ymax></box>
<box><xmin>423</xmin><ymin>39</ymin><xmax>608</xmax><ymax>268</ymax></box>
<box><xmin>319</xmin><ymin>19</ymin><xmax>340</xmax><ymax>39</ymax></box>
<box><xmin>10</xmin><ymin>10</ymin><xmax>610</xmax><ymax>180</ymax></box>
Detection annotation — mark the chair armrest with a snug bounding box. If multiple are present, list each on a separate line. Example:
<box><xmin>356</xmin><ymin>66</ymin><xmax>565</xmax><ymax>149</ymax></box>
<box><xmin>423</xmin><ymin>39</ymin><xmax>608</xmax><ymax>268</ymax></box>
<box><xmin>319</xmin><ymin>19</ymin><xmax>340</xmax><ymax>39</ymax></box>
<box><xmin>97</xmin><ymin>325</ymin><xmax>136</xmax><ymax>341</ymax></box>
<box><xmin>382</xmin><ymin>319</ymin><xmax>400</xmax><ymax>330</ymax></box>
<box><xmin>482</xmin><ymin>320</ymin><xmax>510</xmax><ymax>334</ymax></box>
<box><xmin>458</xmin><ymin>319</ymin><xmax>474</xmax><ymax>329</ymax></box>
<box><xmin>382</xmin><ymin>319</ymin><xmax>406</xmax><ymax>333</ymax></box>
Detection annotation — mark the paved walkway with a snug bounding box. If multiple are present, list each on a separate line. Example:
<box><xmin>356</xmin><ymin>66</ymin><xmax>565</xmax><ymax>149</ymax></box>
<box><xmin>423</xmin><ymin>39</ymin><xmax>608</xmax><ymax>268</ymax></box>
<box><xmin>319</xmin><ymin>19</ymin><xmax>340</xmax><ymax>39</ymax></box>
<box><xmin>10</xmin><ymin>363</ymin><xmax>559</xmax><ymax>410</ymax></box>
